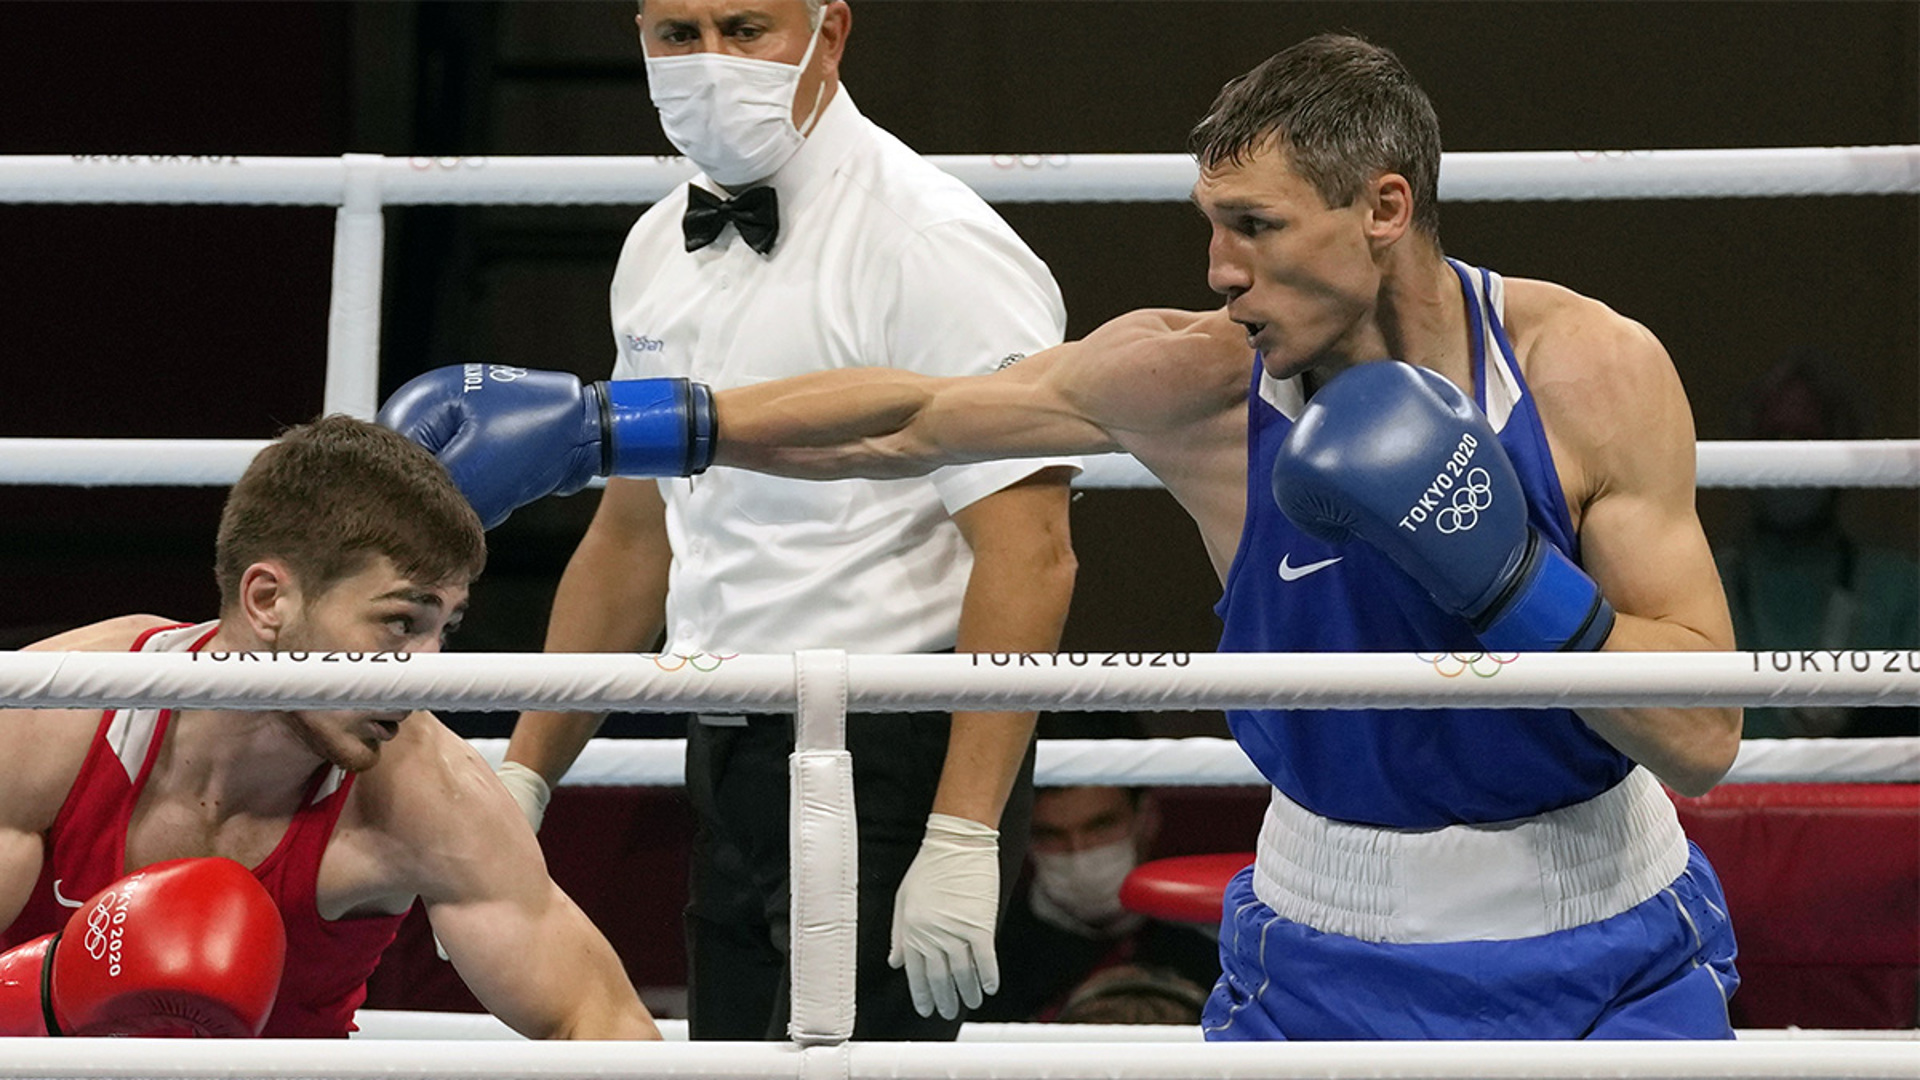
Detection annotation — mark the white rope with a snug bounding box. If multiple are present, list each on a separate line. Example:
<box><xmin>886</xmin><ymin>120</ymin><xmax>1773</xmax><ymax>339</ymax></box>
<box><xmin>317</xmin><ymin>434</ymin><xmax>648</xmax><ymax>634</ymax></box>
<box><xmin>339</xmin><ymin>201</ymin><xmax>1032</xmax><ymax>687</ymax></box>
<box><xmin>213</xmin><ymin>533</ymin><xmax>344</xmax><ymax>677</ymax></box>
<box><xmin>344</xmin><ymin>1009</ymin><xmax>1920</xmax><ymax>1044</ymax></box>
<box><xmin>0</xmin><ymin>1036</ymin><xmax>1913</xmax><ymax>1079</ymax></box>
<box><xmin>2</xmin><ymin>147</ymin><xmax>1916</xmax><ymax>204</ymax></box>
<box><xmin>1079</xmin><ymin>441</ymin><xmax>1920</xmax><ymax>490</ymax></box>
<box><xmin>463</xmin><ymin>736</ymin><xmax>1920</xmax><ymax>788</ymax></box>
<box><xmin>3</xmin><ymin>650</ymin><xmax>1918</xmax><ymax>712</ymax></box>
<box><xmin>5</xmin><ymin>438</ymin><xmax>1914</xmax><ymax>490</ymax></box>
<box><xmin>0</xmin><ymin>438</ymin><xmax>270</xmax><ymax>486</ymax></box>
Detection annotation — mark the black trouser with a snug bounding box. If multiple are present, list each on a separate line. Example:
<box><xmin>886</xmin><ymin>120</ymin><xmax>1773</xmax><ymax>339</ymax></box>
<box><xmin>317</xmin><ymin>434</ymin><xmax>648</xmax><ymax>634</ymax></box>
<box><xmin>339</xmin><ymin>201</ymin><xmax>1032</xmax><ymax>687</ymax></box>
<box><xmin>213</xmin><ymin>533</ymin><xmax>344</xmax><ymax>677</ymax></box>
<box><xmin>684</xmin><ymin>710</ymin><xmax>1035</xmax><ymax>1040</ymax></box>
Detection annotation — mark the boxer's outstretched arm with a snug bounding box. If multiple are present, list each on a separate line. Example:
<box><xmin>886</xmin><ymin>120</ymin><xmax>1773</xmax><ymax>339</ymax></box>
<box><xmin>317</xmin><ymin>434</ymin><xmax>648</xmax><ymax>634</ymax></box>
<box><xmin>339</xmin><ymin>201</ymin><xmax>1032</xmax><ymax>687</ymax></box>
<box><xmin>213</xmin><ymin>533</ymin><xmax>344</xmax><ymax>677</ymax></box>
<box><xmin>715</xmin><ymin>308</ymin><xmax>1233</xmax><ymax>478</ymax></box>
<box><xmin>1531</xmin><ymin>308</ymin><xmax>1742</xmax><ymax>796</ymax></box>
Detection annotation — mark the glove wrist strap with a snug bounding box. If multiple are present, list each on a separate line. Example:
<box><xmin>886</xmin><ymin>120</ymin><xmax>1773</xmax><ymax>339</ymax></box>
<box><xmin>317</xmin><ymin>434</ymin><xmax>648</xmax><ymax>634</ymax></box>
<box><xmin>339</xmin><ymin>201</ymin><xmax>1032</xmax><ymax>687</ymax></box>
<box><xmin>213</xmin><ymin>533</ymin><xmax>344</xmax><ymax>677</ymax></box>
<box><xmin>598</xmin><ymin>378</ymin><xmax>717</xmax><ymax>478</ymax></box>
<box><xmin>41</xmin><ymin>932</ymin><xmax>63</xmax><ymax>1037</ymax></box>
<box><xmin>1476</xmin><ymin>531</ymin><xmax>1616</xmax><ymax>652</ymax></box>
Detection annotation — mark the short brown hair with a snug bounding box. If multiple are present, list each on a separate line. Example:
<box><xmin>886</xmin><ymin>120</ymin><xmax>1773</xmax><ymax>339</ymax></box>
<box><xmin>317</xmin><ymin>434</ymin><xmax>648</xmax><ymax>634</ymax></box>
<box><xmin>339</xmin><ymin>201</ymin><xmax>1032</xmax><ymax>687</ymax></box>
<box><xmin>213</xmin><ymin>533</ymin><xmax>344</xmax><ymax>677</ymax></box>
<box><xmin>215</xmin><ymin>415</ymin><xmax>486</xmax><ymax>611</ymax></box>
<box><xmin>1188</xmin><ymin>33</ymin><xmax>1443</xmax><ymax>240</ymax></box>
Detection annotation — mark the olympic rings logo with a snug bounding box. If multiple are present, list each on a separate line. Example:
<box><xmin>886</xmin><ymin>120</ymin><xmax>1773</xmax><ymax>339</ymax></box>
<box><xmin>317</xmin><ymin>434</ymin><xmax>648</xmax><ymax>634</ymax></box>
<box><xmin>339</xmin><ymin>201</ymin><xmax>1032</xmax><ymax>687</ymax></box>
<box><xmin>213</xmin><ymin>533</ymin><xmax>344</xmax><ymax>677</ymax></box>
<box><xmin>408</xmin><ymin>156</ymin><xmax>489</xmax><ymax>171</ymax></box>
<box><xmin>1573</xmin><ymin>150</ymin><xmax>1654</xmax><ymax>162</ymax></box>
<box><xmin>81</xmin><ymin>884</ymin><xmax>132</xmax><ymax>974</ymax></box>
<box><xmin>485</xmin><ymin>365</ymin><xmax>530</xmax><ymax>383</ymax></box>
<box><xmin>1417</xmin><ymin>651</ymin><xmax>1520</xmax><ymax>678</ymax></box>
<box><xmin>82</xmin><ymin>901</ymin><xmax>114</xmax><ymax>959</ymax></box>
<box><xmin>1434</xmin><ymin>467</ymin><xmax>1494</xmax><ymax>534</ymax></box>
<box><xmin>651</xmin><ymin>653</ymin><xmax>738</xmax><ymax>673</ymax></box>
<box><xmin>990</xmin><ymin>154</ymin><xmax>1071</xmax><ymax>170</ymax></box>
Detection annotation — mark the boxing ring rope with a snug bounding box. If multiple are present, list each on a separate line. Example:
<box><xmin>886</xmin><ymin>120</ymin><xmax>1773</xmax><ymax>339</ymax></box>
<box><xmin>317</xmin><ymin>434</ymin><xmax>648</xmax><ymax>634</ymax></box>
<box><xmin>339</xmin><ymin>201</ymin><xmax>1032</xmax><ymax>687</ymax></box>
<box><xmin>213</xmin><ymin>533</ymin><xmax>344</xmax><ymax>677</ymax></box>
<box><xmin>4</xmin><ymin>649</ymin><xmax>1918</xmax><ymax>714</ymax></box>
<box><xmin>7</xmin><ymin>146</ymin><xmax>1916</xmax><ymax>204</ymax></box>
<box><xmin>3</xmin><ymin>1036</ymin><xmax>1918</xmax><ymax>1080</ymax></box>
<box><xmin>344</xmin><ymin>1009</ymin><xmax>1920</xmax><ymax>1044</ymax></box>
<box><xmin>4</xmin><ymin>436</ymin><xmax>1917</xmax><ymax>490</ymax></box>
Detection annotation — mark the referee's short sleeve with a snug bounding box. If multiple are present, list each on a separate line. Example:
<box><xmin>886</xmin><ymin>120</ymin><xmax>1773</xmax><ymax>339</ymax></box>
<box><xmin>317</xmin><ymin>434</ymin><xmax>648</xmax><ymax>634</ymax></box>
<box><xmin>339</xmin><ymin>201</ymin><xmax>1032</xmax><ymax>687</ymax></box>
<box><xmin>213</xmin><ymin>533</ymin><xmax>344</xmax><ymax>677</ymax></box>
<box><xmin>887</xmin><ymin>219</ymin><xmax>1080</xmax><ymax>513</ymax></box>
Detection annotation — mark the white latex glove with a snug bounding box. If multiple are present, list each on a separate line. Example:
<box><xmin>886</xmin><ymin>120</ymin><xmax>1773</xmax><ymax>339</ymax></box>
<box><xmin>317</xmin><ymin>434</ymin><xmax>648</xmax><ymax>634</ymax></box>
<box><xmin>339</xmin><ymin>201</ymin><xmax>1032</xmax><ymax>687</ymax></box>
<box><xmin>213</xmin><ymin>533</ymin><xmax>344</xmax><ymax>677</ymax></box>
<box><xmin>438</xmin><ymin>761</ymin><xmax>554</xmax><ymax>962</ymax></box>
<box><xmin>495</xmin><ymin>760</ymin><xmax>553</xmax><ymax>833</ymax></box>
<box><xmin>886</xmin><ymin>812</ymin><xmax>1001</xmax><ymax>1020</ymax></box>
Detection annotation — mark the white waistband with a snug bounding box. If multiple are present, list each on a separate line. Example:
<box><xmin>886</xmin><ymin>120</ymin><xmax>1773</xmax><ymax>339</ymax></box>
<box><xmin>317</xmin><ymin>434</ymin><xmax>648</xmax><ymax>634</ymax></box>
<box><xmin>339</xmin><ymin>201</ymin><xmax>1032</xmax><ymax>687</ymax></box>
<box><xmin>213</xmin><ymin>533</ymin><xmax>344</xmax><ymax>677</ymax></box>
<box><xmin>1251</xmin><ymin>768</ymin><xmax>1689</xmax><ymax>944</ymax></box>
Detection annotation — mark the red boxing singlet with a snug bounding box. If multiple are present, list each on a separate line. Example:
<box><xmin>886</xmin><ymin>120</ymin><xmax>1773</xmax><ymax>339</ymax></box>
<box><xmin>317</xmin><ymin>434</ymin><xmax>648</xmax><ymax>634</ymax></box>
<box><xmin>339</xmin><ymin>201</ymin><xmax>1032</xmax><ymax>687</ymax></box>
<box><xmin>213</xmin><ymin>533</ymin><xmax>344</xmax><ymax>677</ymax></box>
<box><xmin>0</xmin><ymin>622</ymin><xmax>407</xmax><ymax>1037</ymax></box>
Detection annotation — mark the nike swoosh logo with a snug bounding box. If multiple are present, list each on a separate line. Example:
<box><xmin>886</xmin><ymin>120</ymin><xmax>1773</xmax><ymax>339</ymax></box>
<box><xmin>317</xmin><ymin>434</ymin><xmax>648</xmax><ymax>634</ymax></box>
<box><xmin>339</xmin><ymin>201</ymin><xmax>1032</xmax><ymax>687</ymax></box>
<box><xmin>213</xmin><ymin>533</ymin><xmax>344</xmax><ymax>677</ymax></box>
<box><xmin>52</xmin><ymin>879</ymin><xmax>83</xmax><ymax>908</ymax></box>
<box><xmin>1277</xmin><ymin>554</ymin><xmax>1343</xmax><ymax>582</ymax></box>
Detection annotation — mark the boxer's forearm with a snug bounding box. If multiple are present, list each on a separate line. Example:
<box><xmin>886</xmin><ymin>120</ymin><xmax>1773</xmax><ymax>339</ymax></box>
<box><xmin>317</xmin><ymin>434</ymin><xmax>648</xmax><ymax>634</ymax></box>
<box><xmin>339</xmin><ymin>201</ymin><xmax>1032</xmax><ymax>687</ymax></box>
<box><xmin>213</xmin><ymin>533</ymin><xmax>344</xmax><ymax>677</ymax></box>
<box><xmin>713</xmin><ymin>369</ymin><xmax>946</xmax><ymax>477</ymax></box>
<box><xmin>937</xmin><ymin>475</ymin><xmax>1077</xmax><ymax>824</ymax></box>
<box><xmin>712</xmin><ymin>357</ymin><xmax>1118</xmax><ymax>480</ymax></box>
<box><xmin>1583</xmin><ymin>613</ymin><xmax>1742</xmax><ymax>797</ymax></box>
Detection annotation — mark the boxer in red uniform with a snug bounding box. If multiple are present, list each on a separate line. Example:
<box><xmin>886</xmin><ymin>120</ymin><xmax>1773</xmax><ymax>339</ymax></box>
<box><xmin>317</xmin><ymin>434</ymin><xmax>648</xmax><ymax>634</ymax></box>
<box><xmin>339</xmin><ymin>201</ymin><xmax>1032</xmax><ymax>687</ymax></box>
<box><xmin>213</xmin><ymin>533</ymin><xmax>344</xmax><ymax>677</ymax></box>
<box><xmin>0</xmin><ymin>416</ymin><xmax>659</xmax><ymax>1040</ymax></box>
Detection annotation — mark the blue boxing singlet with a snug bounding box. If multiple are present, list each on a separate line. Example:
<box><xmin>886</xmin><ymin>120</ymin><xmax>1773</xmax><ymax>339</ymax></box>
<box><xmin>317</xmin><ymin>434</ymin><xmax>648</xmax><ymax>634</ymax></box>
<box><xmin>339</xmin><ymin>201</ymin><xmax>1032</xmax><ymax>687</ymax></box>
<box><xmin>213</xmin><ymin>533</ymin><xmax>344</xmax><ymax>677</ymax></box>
<box><xmin>1215</xmin><ymin>259</ymin><xmax>1633</xmax><ymax>828</ymax></box>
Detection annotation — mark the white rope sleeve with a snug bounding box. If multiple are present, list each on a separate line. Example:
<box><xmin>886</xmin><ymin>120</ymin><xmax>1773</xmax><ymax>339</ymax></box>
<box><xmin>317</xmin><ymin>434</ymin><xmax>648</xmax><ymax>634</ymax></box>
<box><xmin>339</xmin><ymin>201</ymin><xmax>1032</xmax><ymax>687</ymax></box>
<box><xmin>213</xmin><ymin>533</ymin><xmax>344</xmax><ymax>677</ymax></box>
<box><xmin>2</xmin><ymin>146</ymin><xmax>1916</xmax><ymax>205</ymax></box>
<box><xmin>323</xmin><ymin>154</ymin><xmax>386</xmax><ymax>420</ymax></box>
<box><xmin>2</xmin><ymin>651</ymin><xmax>1918</xmax><ymax>713</ymax></box>
<box><xmin>461</xmin><ymin>736</ymin><xmax>1920</xmax><ymax>788</ymax></box>
<box><xmin>788</xmin><ymin>650</ymin><xmax>857</xmax><ymax>1045</ymax></box>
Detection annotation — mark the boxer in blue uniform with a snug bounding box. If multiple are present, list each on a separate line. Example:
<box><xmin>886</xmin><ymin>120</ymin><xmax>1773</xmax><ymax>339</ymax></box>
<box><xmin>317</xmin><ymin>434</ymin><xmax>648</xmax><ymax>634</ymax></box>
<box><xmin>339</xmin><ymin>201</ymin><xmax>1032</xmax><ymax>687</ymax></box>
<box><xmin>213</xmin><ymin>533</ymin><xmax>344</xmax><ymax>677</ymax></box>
<box><xmin>382</xmin><ymin>33</ymin><xmax>1742</xmax><ymax>1038</ymax></box>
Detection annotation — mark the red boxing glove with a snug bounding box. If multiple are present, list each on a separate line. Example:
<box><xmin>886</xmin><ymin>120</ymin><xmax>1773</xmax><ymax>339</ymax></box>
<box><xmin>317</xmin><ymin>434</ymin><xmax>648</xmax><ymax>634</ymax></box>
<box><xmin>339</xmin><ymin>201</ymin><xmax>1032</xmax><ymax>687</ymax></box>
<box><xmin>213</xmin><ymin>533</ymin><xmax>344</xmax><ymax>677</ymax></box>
<box><xmin>0</xmin><ymin>933</ymin><xmax>57</xmax><ymax>1035</ymax></box>
<box><xmin>0</xmin><ymin>858</ymin><xmax>287</xmax><ymax>1037</ymax></box>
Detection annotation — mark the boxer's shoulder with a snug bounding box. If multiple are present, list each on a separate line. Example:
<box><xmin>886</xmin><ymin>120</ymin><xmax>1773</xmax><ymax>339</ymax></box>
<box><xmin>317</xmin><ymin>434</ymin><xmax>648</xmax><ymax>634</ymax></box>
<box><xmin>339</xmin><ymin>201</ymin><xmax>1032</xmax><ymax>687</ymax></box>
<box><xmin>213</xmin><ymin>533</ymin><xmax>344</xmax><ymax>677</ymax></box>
<box><xmin>1055</xmin><ymin>308</ymin><xmax>1252</xmax><ymax>420</ymax></box>
<box><xmin>1</xmin><ymin>617</ymin><xmax>168</xmax><ymax>828</ymax></box>
<box><xmin>345</xmin><ymin>711</ymin><xmax>512</xmax><ymax>844</ymax></box>
<box><xmin>1501</xmin><ymin>278</ymin><xmax>1675</xmax><ymax>416</ymax></box>
<box><xmin>1083</xmin><ymin>307</ymin><xmax>1249</xmax><ymax>380</ymax></box>
<box><xmin>331</xmin><ymin>711</ymin><xmax>539</xmax><ymax>913</ymax></box>
<box><xmin>22</xmin><ymin>614</ymin><xmax>178</xmax><ymax>654</ymax></box>
<box><xmin>1500</xmin><ymin>277</ymin><xmax>1692</xmax><ymax>509</ymax></box>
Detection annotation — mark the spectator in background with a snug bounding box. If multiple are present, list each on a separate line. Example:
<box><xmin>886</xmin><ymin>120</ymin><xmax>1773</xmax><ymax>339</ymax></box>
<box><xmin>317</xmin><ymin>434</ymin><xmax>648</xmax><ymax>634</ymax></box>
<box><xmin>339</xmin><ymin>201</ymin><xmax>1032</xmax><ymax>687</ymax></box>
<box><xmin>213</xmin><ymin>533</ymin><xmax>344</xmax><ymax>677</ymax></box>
<box><xmin>1716</xmin><ymin>355</ymin><xmax>1920</xmax><ymax>738</ymax></box>
<box><xmin>975</xmin><ymin>714</ymin><xmax>1221</xmax><ymax>1023</ymax></box>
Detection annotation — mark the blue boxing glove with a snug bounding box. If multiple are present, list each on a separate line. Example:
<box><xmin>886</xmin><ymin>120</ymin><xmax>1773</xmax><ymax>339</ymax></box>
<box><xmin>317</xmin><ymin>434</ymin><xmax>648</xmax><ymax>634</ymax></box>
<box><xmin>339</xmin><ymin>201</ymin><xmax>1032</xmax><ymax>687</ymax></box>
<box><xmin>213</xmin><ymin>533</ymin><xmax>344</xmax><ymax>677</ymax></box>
<box><xmin>1272</xmin><ymin>361</ymin><xmax>1614</xmax><ymax>652</ymax></box>
<box><xmin>378</xmin><ymin>363</ymin><xmax>715</xmax><ymax>529</ymax></box>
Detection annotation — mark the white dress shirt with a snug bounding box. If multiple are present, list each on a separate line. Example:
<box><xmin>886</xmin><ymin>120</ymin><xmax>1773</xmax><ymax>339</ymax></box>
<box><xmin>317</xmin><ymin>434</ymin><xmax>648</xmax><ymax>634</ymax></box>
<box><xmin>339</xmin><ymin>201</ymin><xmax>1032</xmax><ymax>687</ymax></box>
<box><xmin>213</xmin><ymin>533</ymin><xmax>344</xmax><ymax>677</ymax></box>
<box><xmin>610</xmin><ymin>89</ymin><xmax>1071</xmax><ymax>655</ymax></box>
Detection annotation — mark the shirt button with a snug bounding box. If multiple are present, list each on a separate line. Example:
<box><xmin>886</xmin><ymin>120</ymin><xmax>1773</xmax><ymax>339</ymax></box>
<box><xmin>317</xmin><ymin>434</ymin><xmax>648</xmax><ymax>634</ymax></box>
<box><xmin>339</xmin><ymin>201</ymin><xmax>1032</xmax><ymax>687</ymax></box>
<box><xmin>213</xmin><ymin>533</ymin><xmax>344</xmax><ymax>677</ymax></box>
<box><xmin>716</xmin><ymin>276</ymin><xmax>731</xmax><ymax>291</ymax></box>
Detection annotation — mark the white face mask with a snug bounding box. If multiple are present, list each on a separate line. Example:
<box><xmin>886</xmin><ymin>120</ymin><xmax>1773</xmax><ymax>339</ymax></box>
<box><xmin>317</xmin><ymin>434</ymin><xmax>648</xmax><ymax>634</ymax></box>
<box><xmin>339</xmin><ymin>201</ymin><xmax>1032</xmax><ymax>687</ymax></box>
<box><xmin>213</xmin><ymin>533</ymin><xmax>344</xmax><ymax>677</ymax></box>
<box><xmin>1030</xmin><ymin>837</ymin><xmax>1141</xmax><ymax>935</ymax></box>
<box><xmin>644</xmin><ymin>22</ymin><xmax>826</xmax><ymax>189</ymax></box>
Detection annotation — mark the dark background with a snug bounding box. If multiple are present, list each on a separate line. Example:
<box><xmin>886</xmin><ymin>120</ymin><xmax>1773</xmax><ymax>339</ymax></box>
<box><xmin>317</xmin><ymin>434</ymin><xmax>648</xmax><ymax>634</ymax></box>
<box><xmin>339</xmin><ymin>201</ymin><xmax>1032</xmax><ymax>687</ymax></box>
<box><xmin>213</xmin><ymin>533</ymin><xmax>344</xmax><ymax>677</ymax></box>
<box><xmin>3</xmin><ymin>2</ymin><xmax>1916</xmax><ymax>725</ymax></box>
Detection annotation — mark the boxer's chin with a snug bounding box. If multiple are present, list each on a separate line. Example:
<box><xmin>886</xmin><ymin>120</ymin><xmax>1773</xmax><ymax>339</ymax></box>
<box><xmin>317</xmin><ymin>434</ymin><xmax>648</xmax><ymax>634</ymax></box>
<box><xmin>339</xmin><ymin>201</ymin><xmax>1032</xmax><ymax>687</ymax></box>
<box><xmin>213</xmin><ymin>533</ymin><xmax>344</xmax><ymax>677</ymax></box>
<box><xmin>281</xmin><ymin>710</ymin><xmax>384</xmax><ymax>773</ymax></box>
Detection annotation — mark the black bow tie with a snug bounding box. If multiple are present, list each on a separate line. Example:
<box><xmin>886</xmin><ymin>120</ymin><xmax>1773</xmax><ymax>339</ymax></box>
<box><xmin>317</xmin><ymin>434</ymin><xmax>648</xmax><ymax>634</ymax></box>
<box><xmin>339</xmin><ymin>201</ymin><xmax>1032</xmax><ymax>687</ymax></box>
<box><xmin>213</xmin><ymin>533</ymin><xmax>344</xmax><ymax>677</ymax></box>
<box><xmin>682</xmin><ymin>184</ymin><xmax>780</xmax><ymax>255</ymax></box>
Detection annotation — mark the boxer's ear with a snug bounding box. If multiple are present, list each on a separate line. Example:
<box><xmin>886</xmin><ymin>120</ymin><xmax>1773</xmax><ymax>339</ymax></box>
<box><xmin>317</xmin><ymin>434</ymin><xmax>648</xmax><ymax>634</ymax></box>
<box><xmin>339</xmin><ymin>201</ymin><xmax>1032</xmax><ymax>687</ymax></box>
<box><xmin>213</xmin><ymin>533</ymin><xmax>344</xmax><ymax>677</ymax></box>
<box><xmin>1365</xmin><ymin>172</ymin><xmax>1414</xmax><ymax>249</ymax></box>
<box><xmin>235</xmin><ymin>560</ymin><xmax>297</xmax><ymax>647</ymax></box>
